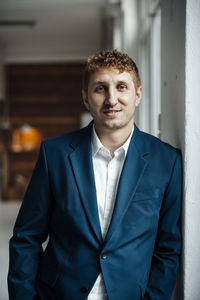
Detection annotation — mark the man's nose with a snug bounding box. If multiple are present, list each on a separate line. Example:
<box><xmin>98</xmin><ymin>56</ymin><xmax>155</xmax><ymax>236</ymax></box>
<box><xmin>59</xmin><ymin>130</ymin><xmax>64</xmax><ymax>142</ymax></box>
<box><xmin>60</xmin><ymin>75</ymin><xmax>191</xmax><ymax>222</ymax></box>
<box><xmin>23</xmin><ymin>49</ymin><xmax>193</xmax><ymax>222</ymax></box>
<box><xmin>105</xmin><ymin>88</ymin><xmax>118</xmax><ymax>106</ymax></box>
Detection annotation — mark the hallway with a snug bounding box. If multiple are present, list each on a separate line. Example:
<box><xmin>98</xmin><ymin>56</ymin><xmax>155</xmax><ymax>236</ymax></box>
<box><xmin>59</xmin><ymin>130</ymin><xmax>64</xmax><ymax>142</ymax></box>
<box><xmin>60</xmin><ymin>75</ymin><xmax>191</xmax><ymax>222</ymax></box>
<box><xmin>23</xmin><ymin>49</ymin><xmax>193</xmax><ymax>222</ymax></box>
<box><xmin>0</xmin><ymin>202</ymin><xmax>20</xmax><ymax>300</ymax></box>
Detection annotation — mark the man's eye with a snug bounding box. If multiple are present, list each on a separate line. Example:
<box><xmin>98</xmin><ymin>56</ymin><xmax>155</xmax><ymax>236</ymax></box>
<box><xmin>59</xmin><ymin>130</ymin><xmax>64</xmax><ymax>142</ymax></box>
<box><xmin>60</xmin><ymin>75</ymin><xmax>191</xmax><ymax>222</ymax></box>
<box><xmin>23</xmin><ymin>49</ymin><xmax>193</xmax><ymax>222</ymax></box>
<box><xmin>95</xmin><ymin>86</ymin><xmax>105</xmax><ymax>92</ymax></box>
<box><xmin>118</xmin><ymin>84</ymin><xmax>126</xmax><ymax>90</ymax></box>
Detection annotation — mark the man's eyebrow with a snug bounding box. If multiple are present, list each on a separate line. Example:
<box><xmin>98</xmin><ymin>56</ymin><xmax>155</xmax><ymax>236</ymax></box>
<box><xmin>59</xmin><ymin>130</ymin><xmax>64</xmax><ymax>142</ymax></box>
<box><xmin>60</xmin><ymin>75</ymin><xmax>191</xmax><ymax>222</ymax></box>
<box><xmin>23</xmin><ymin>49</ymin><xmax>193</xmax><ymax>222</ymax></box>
<box><xmin>117</xmin><ymin>80</ymin><xmax>128</xmax><ymax>85</ymax></box>
<box><xmin>93</xmin><ymin>81</ymin><xmax>105</xmax><ymax>85</ymax></box>
<box><xmin>91</xmin><ymin>81</ymin><xmax>107</xmax><ymax>87</ymax></box>
<box><xmin>92</xmin><ymin>80</ymin><xmax>129</xmax><ymax>85</ymax></box>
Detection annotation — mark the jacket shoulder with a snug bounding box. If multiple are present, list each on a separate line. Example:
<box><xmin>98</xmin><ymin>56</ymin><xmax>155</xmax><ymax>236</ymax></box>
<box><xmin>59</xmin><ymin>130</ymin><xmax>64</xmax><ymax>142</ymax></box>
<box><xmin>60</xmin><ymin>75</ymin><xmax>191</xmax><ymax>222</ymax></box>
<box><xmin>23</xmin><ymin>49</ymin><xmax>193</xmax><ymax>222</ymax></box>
<box><xmin>41</xmin><ymin>123</ymin><xmax>92</xmax><ymax>150</ymax></box>
<box><xmin>136</xmin><ymin>128</ymin><xmax>181</xmax><ymax>159</ymax></box>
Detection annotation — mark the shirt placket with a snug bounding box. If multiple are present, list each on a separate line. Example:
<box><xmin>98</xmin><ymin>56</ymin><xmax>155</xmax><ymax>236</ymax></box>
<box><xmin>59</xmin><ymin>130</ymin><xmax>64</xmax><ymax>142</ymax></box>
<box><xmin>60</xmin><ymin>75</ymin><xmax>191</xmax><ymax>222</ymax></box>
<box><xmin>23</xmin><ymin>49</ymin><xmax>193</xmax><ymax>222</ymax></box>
<box><xmin>102</xmin><ymin>156</ymin><xmax>116</xmax><ymax>240</ymax></box>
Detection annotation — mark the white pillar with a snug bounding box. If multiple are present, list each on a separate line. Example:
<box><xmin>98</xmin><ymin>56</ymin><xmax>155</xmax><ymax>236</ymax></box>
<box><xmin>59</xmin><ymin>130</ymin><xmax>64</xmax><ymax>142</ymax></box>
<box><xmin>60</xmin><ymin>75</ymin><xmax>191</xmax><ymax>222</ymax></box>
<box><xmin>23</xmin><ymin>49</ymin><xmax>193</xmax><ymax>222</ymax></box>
<box><xmin>184</xmin><ymin>0</ymin><xmax>200</xmax><ymax>298</ymax></box>
<box><xmin>121</xmin><ymin>0</ymin><xmax>139</xmax><ymax>61</ymax></box>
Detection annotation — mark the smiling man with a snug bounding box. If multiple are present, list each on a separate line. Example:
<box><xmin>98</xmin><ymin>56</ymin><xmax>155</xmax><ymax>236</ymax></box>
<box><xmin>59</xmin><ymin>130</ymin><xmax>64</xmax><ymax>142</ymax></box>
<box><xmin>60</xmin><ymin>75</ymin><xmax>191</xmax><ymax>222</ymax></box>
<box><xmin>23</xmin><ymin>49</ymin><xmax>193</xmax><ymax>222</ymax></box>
<box><xmin>8</xmin><ymin>49</ymin><xmax>182</xmax><ymax>300</ymax></box>
<box><xmin>82</xmin><ymin>65</ymin><xmax>142</xmax><ymax>157</ymax></box>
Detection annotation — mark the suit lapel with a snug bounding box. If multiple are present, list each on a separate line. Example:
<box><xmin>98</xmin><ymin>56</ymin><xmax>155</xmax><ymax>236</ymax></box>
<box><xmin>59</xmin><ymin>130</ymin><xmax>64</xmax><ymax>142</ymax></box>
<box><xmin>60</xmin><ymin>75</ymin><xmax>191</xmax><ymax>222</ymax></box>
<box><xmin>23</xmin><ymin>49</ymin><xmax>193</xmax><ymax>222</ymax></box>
<box><xmin>104</xmin><ymin>126</ymin><xmax>149</xmax><ymax>245</ymax></box>
<box><xmin>68</xmin><ymin>124</ymin><xmax>102</xmax><ymax>244</ymax></box>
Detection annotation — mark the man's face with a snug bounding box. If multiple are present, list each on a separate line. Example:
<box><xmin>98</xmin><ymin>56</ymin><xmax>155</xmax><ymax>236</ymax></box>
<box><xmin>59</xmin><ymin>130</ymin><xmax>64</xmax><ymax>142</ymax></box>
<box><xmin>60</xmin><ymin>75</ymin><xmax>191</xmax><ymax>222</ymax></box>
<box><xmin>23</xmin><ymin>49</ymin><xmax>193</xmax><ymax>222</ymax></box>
<box><xmin>82</xmin><ymin>67</ymin><xmax>142</xmax><ymax>135</ymax></box>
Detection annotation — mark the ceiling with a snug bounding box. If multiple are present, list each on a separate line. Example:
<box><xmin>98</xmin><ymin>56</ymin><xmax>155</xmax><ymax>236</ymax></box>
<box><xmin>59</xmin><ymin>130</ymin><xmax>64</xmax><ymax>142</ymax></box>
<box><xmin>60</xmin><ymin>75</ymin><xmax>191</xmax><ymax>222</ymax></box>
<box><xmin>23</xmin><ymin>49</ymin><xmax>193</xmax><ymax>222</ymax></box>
<box><xmin>0</xmin><ymin>0</ymin><xmax>108</xmax><ymax>62</ymax></box>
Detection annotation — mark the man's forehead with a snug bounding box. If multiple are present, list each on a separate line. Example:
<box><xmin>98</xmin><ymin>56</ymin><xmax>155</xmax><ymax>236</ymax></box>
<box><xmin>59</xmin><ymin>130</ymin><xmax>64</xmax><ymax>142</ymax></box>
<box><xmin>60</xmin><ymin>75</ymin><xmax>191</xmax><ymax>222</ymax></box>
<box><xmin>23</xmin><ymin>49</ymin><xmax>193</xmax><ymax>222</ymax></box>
<box><xmin>90</xmin><ymin>67</ymin><xmax>134</xmax><ymax>81</ymax></box>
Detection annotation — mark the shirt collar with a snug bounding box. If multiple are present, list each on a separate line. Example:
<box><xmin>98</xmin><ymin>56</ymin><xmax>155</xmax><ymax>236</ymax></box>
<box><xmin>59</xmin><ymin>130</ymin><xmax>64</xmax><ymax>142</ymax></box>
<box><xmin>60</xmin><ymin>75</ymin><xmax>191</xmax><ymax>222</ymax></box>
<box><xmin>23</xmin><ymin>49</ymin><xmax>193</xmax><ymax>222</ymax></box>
<box><xmin>92</xmin><ymin>125</ymin><xmax>134</xmax><ymax>158</ymax></box>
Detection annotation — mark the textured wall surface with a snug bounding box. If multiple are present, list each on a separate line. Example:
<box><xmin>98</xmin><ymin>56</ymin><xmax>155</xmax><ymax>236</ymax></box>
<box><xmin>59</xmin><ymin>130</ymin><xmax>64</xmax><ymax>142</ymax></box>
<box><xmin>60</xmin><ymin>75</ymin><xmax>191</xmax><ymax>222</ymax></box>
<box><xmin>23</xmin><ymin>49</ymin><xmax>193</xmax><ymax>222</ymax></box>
<box><xmin>184</xmin><ymin>0</ymin><xmax>200</xmax><ymax>299</ymax></box>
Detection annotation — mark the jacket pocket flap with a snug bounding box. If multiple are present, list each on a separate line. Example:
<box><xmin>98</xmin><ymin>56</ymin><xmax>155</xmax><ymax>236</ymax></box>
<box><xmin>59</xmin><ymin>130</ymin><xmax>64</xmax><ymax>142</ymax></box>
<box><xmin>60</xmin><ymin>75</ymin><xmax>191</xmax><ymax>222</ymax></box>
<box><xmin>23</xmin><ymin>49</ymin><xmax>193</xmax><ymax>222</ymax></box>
<box><xmin>133</xmin><ymin>188</ymin><xmax>160</xmax><ymax>202</ymax></box>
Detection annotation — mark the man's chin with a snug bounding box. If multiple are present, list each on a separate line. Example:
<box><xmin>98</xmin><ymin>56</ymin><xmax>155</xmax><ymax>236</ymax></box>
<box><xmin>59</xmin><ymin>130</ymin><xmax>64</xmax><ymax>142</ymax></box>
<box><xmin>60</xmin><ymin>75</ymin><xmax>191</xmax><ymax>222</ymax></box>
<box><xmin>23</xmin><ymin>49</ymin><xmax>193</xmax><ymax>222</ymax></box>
<box><xmin>94</xmin><ymin>118</ymin><xmax>134</xmax><ymax>133</ymax></box>
<box><xmin>102</xmin><ymin>121</ymin><xmax>125</xmax><ymax>131</ymax></box>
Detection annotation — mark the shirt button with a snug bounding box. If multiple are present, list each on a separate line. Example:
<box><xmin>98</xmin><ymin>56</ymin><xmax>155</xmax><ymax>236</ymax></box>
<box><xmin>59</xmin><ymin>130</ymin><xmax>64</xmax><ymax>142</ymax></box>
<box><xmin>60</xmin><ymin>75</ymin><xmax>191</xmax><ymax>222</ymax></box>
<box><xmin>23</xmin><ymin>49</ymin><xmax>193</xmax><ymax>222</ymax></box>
<box><xmin>80</xmin><ymin>286</ymin><xmax>89</xmax><ymax>293</ymax></box>
<box><xmin>101</xmin><ymin>253</ymin><xmax>107</xmax><ymax>260</ymax></box>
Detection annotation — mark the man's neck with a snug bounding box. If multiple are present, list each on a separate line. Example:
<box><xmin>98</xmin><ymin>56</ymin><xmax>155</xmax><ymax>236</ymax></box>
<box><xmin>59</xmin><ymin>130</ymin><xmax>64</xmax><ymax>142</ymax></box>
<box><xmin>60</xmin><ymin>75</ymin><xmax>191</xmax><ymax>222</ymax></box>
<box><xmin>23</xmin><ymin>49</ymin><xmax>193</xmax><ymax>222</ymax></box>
<box><xmin>94</xmin><ymin>124</ymin><xmax>134</xmax><ymax>157</ymax></box>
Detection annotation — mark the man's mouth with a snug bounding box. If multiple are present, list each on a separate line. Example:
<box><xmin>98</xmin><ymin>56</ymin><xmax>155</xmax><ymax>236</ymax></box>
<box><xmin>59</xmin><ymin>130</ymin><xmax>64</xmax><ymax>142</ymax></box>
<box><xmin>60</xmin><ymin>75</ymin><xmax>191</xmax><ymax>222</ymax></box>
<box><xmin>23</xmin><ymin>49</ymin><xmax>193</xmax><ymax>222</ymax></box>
<box><xmin>103</xmin><ymin>109</ymin><xmax>122</xmax><ymax>116</ymax></box>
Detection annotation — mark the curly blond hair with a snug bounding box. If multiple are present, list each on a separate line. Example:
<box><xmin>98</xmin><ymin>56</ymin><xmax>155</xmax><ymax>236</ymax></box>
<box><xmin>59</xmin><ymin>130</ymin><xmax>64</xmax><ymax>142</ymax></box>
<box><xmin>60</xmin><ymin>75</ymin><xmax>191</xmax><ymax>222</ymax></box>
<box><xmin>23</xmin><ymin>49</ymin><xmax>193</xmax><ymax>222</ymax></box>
<box><xmin>82</xmin><ymin>49</ymin><xmax>141</xmax><ymax>91</ymax></box>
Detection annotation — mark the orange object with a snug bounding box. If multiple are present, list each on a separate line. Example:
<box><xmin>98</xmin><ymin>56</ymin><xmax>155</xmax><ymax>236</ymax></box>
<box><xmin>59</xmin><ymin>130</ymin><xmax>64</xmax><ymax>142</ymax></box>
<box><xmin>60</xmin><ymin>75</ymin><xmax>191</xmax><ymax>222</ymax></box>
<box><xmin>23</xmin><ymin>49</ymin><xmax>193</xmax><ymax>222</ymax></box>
<box><xmin>12</xmin><ymin>124</ymin><xmax>43</xmax><ymax>152</ymax></box>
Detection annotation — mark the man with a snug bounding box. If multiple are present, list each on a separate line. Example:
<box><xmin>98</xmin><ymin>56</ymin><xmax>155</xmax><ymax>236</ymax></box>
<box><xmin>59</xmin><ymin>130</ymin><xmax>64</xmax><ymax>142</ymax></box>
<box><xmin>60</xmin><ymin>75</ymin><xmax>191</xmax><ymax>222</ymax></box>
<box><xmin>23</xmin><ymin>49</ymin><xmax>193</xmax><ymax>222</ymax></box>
<box><xmin>8</xmin><ymin>49</ymin><xmax>182</xmax><ymax>300</ymax></box>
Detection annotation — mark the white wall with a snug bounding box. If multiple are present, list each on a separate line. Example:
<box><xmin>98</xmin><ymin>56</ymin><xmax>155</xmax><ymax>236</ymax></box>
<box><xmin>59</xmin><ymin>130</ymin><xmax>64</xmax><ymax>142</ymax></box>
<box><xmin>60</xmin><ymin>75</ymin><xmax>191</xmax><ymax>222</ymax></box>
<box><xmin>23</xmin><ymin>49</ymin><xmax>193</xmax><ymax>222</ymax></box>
<box><xmin>121</xmin><ymin>0</ymin><xmax>139</xmax><ymax>63</ymax></box>
<box><xmin>161</xmin><ymin>0</ymin><xmax>200</xmax><ymax>299</ymax></box>
<box><xmin>136</xmin><ymin>0</ymin><xmax>161</xmax><ymax>135</ymax></box>
<box><xmin>184</xmin><ymin>0</ymin><xmax>200</xmax><ymax>299</ymax></box>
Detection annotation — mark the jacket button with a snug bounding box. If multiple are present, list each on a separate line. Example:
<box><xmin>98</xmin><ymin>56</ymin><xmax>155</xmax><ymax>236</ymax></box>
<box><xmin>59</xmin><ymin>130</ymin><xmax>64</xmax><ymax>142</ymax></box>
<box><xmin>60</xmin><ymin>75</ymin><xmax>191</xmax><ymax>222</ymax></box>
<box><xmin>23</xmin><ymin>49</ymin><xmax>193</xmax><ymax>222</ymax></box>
<box><xmin>80</xmin><ymin>286</ymin><xmax>89</xmax><ymax>293</ymax></box>
<box><xmin>101</xmin><ymin>253</ymin><xmax>107</xmax><ymax>259</ymax></box>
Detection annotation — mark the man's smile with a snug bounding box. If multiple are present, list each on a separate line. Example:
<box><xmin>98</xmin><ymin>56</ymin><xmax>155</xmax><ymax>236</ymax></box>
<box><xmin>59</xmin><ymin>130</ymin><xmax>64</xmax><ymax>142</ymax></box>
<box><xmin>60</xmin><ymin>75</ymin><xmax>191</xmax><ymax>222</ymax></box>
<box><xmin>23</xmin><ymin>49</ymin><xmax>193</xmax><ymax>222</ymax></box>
<box><xmin>103</xmin><ymin>109</ymin><xmax>122</xmax><ymax>117</ymax></box>
<box><xmin>83</xmin><ymin>67</ymin><xmax>141</xmax><ymax>132</ymax></box>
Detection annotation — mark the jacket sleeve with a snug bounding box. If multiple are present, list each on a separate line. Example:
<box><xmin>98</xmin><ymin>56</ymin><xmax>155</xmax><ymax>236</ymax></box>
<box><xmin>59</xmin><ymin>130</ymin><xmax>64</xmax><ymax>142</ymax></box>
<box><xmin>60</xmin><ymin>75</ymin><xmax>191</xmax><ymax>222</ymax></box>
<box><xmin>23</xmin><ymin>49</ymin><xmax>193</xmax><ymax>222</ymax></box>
<box><xmin>144</xmin><ymin>151</ymin><xmax>182</xmax><ymax>300</ymax></box>
<box><xmin>7</xmin><ymin>142</ymin><xmax>53</xmax><ymax>300</ymax></box>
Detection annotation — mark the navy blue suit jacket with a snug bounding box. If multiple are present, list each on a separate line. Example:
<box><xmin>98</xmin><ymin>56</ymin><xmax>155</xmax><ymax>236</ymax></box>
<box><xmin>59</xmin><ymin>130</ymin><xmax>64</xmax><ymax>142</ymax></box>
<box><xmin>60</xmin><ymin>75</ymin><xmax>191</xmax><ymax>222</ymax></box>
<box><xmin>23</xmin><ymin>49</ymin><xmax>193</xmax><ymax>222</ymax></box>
<box><xmin>8</xmin><ymin>122</ymin><xmax>182</xmax><ymax>300</ymax></box>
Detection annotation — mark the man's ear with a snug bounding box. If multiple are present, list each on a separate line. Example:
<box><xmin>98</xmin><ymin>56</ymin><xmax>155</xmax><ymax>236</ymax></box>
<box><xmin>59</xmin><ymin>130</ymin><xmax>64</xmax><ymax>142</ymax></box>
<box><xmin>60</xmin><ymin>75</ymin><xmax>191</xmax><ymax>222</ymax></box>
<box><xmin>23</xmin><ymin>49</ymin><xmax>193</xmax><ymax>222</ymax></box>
<box><xmin>82</xmin><ymin>89</ymin><xmax>89</xmax><ymax>111</ymax></box>
<box><xmin>135</xmin><ymin>86</ymin><xmax>142</xmax><ymax>107</ymax></box>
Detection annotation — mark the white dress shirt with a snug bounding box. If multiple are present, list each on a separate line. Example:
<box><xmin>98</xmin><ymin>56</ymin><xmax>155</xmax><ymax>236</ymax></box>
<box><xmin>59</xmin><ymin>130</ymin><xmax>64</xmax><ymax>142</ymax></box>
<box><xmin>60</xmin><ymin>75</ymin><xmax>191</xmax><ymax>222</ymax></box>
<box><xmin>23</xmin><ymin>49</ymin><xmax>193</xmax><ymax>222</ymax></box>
<box><xmin>87</xmin><ymin>125</ymin><xmax>134</xmax><ymax>300</ymax></box>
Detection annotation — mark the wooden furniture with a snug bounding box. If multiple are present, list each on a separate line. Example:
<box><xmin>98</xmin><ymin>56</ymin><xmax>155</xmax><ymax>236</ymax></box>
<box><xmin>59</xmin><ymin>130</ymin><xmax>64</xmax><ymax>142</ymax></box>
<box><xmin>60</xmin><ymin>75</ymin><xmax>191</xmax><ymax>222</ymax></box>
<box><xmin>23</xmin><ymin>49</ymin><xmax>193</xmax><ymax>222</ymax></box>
<box><xmin>2</xmin><ymin>62</ymin><xmax>86</xmax><ymax>201</ymax></box>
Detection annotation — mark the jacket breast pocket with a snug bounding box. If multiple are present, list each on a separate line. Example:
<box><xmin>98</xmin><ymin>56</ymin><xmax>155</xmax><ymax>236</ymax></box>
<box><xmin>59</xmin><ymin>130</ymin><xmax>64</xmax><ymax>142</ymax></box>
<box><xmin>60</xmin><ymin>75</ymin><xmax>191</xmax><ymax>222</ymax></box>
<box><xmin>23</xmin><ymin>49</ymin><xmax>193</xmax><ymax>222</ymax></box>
<box><xmin>123</xmin><ymin>188</ymin><xmax>162</xmax><ymax>229</ymax></box>
<box><xmin>132</xmin><ymin>188</ymin><xmax>160</xmax><ymax>202</ymax></box>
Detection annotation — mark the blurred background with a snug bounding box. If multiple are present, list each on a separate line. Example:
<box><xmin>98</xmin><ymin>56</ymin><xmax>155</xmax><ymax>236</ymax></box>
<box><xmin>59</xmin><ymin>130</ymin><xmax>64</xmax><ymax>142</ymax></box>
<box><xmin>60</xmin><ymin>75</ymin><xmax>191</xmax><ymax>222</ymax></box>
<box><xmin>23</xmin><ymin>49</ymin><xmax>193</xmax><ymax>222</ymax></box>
<box><xmin>0</xmin><ymin>0</ymin><xmax>147</xmax><ymax>202</ymax></box>
<box><xmin>0</xmin><ymin>0</ymin><xmax>200</xmax><ymax>299</ymax></box>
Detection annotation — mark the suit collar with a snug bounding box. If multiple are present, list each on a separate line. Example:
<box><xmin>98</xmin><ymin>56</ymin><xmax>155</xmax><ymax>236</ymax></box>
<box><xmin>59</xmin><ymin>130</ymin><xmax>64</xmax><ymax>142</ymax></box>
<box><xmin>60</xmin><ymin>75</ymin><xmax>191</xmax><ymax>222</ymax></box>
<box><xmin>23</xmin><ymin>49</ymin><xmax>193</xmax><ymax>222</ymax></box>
<box><xmin>68</xmin><ymin>121</ymin><xmax>103</xmax><ymax>244</ymax></box>
<box><xmin>68</xmin><ymin>122</ymin><xmax>150</xmax><ymax>246</ymax></box>
<box><xmin>68</xmin><ymin>121</ymin><xmax>149</xmax><ymax>156</ymax></box>
<box><xmin>104</xmin><ymin>125</ymin><xmax>149</xmax><ymax>245</ymax></box>
<box><xmin>68</xmin><ymin>121</ymin><xmax>93</xmax><ymax>150</ymax></box>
